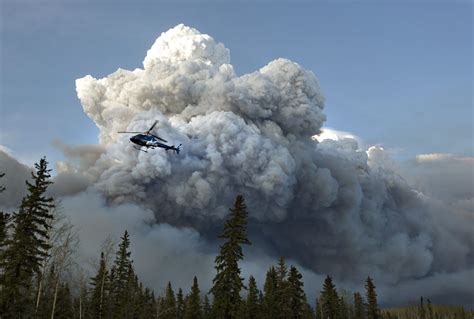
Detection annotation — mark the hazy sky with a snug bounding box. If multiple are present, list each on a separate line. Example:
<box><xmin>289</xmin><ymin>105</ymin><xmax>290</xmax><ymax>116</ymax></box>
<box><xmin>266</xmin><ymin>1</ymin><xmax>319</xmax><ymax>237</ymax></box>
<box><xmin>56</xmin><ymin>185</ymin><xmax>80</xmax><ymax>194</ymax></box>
<box><xmin>0</xmin><ymin>0</ymin><xmax>472</xmax><ymax>166</ymax></box>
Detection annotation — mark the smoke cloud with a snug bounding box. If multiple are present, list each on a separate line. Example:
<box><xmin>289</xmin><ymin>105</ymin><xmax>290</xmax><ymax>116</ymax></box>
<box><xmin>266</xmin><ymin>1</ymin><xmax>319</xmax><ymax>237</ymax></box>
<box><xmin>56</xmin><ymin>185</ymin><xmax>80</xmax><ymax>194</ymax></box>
<box><xmin>1</xmin><ymin>24</ymin><xmax>472</xmax><ymax>306</ymax></box>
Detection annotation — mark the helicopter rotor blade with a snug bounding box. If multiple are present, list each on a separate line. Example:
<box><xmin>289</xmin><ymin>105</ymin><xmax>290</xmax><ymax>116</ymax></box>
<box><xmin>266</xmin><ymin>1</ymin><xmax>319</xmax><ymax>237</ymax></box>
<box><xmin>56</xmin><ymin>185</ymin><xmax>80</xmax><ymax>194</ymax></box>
<box><xmin>118</xmin><ymin>131</ymin><xmax>143</xmax><ymax>134</ymax></box>
<box><xmin>149</xmin><ymin>133</ymin><xmax>168</xmax><ymax>143</ymax></box>
<box><xmin>146</xmin><ymin>120</ymin><xmax>159</xmax><ymax>134</ymax></box>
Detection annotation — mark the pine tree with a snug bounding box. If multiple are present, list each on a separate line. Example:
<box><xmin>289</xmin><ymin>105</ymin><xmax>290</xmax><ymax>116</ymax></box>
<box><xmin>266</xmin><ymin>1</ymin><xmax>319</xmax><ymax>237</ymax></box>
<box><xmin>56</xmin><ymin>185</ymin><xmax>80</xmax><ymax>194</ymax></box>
<box><xmin>202</xmin><ymin>295</ymin><xmax>212</xmax><ymax>319</ymax></box>
<box><xmin>90</xmin><ymin>252</ymin><xmax>110</xmax><ymax>318</ymax></box>
<box><xmin>287</xmin><ymin>265</ymin><xmax>309</xmax><ymax>319</ymax></box>
<box><xmin>245</xmin><ymin>276</ymin><xmax>260</xmax><ymax>319</ymax></box>
<box><xmin>177</xmin><ymin>288</ymin><xmax>186</xmax><ymax>319</ymax></box>
<box><xmin>262</xmin><ymin>266</ymin><xmax>278</xmax><ymax>319</ymax></box>
<box><xmin>161</xmin><ymin>281</ymin><xmax>177</xmax><ymax>319</ymax></box>
<box><xmin>210</xmin><ymin>195</ymin><xmax>251</xmax><ymax>319</ymax></box>
<box><xmin>365</xmin><ymin>277</ymin><xmax>379</xmax><ymax>319</ymax></box>
<box><xmin>320</xmin><ymin>275</ymin><xmax>339</xmax><ymax>319</ymax></box>
<box><xmin>185</xmin><ymin>276</ymin><xmax>203</xmax><ymax>319</ymax></box>
<box><xmin>0</xmin><ymin>157</ymin><xmax>54</xmax><ymax>317</ymax></box>
<box><xmin>353</xmin><ymin>292</ymin><xmax>365</xmax><ymax>319</ymax></box>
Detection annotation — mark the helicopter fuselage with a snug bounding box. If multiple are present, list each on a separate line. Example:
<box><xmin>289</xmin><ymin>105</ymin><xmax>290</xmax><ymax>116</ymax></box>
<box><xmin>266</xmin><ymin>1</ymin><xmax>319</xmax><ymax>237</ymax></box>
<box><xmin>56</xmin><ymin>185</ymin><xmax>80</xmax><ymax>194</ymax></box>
<box><xmin>130</xmin><ymin>134</ymin><xmax>180</xmax><ymax>153</ymax></box>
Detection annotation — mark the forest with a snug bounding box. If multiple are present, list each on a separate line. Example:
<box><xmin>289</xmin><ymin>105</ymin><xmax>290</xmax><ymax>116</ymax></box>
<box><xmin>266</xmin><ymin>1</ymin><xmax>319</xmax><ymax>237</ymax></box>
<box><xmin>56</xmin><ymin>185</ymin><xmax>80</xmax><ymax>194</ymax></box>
<box><xmin>0</xmin><ymin>158</ymin><xmax>471</xmax><ymax>319</ymax></box>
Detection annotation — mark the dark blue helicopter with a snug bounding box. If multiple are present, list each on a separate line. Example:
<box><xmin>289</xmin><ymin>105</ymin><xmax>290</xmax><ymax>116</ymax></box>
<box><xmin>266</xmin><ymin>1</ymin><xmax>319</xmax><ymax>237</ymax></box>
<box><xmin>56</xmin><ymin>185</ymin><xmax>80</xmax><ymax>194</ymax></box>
<box><xmin>118</xmin><ymin>120</ymin><xmax>181</xmax><ymax>154</ymax></box>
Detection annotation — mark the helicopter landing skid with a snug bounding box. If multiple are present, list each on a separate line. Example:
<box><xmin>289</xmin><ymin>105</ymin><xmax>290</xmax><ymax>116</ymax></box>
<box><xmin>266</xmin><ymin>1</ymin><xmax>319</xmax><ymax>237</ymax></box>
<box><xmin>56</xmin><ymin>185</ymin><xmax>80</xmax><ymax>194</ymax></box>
<box><xmin>134</xmin><ymin>146</ymin><xmax>148</xmax><ymax>153</ymax></box>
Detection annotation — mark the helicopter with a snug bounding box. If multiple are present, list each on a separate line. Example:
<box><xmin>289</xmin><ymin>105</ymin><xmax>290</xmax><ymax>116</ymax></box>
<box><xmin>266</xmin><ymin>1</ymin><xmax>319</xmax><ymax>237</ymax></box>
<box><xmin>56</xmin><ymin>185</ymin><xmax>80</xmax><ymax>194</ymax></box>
<box><xmin>118</xmin><ymin>120</ymin><xmax>181</xmax><ymax>154</ymax></box>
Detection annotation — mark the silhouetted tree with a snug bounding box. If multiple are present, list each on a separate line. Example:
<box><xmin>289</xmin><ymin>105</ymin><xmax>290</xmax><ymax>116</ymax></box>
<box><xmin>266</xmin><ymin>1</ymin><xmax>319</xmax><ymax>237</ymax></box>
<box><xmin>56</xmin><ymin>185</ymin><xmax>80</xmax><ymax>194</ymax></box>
<box><xmin>210</xmin><ymin>195</ymin><xmax>251</xmax><ymax>319</ymax></box>
<box><xmin>365</xmin><ymin>277</ymin><xmax>379</xmax><ymax>319</ymax></box>
<box><xmin>0</xmin><ymin>158</ymin><xmax>54</xmax><ymax>317</ymax></box>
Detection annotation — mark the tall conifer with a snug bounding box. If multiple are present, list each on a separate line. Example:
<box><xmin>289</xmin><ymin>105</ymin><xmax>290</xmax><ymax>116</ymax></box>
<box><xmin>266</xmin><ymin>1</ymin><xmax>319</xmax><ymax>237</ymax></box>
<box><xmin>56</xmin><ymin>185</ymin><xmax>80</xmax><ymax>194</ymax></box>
<box><xmin>365</xmin><ymin>277</ymin><xmax>379</xmax><ymax>319</ymax></box>
<box><xmin>287</xmin><ymin>265</ymin><xmax>309</xmax><ymax>319</ymax></box>
<box><xmin>210</xmin><ymin>195</ymin><xmax>251</xmax><ymax>319</ymax></box>
<box><xmin>353</xmin><ymin>292</ymin><xmax>365</xmax><ymax>319</ymax></box>
<box><xmin>320</xmin><ymin>275</ymin><xmax>339</xmax><ymax>319</ymax></box>
<box><xmin>262</xmin><ymin>266</ymin><xmax>278</xmax><ymax>319</ymax></box>
<box><xmin>0</xmin><ymin>158</ymin><xmax>54</xmax><ymax>317</ymax></box>
<box><xmin>161</xmin><ymin>281</ymin><xmax>177</xmax><ymax>319</ymax></box>
<box><xmin>185</xmin><ymin>276</ymin><xmax>203</xmax><ymax>319</ymax></box>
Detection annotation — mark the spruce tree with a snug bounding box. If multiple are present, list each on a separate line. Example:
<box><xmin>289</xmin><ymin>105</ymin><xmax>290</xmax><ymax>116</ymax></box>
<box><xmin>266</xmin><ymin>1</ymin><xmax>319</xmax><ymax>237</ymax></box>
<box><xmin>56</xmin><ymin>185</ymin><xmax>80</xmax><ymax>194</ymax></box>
<box><xmin>110</xmin><ymin>230</ymin><xmax>133</xmax><ymax>317</ymax></box>
<box><xmin>275</xmin><ymin>257</ymin><xmax>291</xmax><ymax>318</ymax></box>
<box><xmin>0</xmin><ymin>172</ymin><xmax>9</xmax><ymax>253</ymax></box>
<box><xmin>419</xmin><ymin>296</ymin><xmax>426</xmax><ymax>319</ymax></box>
<box><xmin>353</xmin><ymin>292</ymin><xmax>365</xmax><ymax>319</ymax></box>
<box><xmin>365</xmin><ymin>277</ymin><xmax>379</xmax><ymax>319</ymax></box>
<box><xmin>202</xmin><ymin>295</ymin><xmax>212</xmax><ymax>319</ymax></box>
<box><xmin>320</xmin><ymin>275</ymin><xmax>339</xmax><ymax>319</ymax></box>
<box><xmin>315</xmin><ymin>298</ymin><xmax>322</xmax><ymax>319</ymax></box>
<box><xmin>177</xmin><ymin>288</ymin><xmax>185</xmax><ymax>319</ymax></box>
<box><xmin>287</xmin><ymin>265</ymin><xmax>309</xmax><ymax>319</ymax></box>
<box><xmin>245</xmin><ymin>276</ymin><xmax>260</xmax><ymax>319</ymax></box>
<box><xmin>0</xmin><ymin>157</ymin><xmax>54</xmax><ymax>317</ymax></box>
<box><xmin>210</xmin><ymin>195</ymin><xmax>251</xmax><ymax>319</ymax></box>
<box><xmin>161</xmin><ymin>281</ymin><xmax>177</xmax><ymax>319</ymax></box>
<box><xmin>262</xmin><ymin>266</ymin><xmax>278</xmax><ymax>319</ymax></box>
<box><xmin>185</xmin><ymin>276</ymin><xmax>203</xmax><ymax>319</ymax></box>
<box><xmin>90</xmin><ymin>252</ymin><xmax>110</xmax><ymax>318</ymax></box>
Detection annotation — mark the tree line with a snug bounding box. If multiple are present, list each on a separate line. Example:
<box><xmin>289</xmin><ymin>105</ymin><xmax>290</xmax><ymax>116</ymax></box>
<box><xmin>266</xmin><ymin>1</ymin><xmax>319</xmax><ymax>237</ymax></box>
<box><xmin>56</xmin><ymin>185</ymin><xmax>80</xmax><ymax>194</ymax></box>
<box><xmin>0</xmin><ymin>158</ymin><xmax>471</xmax><ymax>319</ymax></box>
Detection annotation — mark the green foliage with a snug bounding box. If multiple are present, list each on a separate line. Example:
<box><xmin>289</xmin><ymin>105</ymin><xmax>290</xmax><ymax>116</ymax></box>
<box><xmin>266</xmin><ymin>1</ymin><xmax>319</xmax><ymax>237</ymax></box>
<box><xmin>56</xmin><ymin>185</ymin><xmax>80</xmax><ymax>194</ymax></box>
<box><xmin>320</xmin><ymin>275</ymin><xmax>339</xmax><ymax>319</ymax></box>
<box><xmin>287</xmin><ymin>265</ymin><xmax>309</xmax><ymax>319</ymax></box>
<box><xmin>353</xmin><ymin>292</ymin><xmax>366</xmax><ymax>319</ymax></box>
<box><xmin>245</xmin><ymin>276</ymin><xmax>261</xmax><ymax>319</ymax></box>
<box><xmin>210</xmin><ymin>194</ymin><xmax>251</xmax><ymax>319</ymax></box>
<box><xmin>202</xmin><ymin>295</ymin><xmax>212</xmax><ymax>319</ymax></box>
<box><xmin>177</xmin><ymin>288</ymin><xmax>185</xmax><ymax>319</ymax></box>
<box><xmin>185</xmin><ymin>276</ymin><xmax>203</xmax><ymax>319</ymax></box>
<box><xmin>90</xmin><ymin>252</ymin><xmax>110</xmax><ymax>318</ymax></box>
<box><xmin>161</xmin><ymin>281</ymin><xmax>177</xmax><ymax>319</ymax></box>
<box><xmin>0</xmin><ymin>158</ymin><xmax>54</xmax><ymax>317</ymax></box>
<box><xmin>262</xmin><ymin>266</ymin><xmax>278</xmax><ymax>319</ymax></box>
<box><xmin>366</xmin><ymin>277</ymin><xmax>380</xmax><ymax>319</ymax></box>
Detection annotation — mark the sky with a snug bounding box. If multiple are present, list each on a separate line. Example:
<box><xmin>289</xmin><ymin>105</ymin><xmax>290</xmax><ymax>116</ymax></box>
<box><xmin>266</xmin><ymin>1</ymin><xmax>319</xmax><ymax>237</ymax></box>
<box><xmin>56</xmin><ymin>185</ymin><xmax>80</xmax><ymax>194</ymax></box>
<box><xmin>0</xmin><ymin>0</ymin><xmax>472</xmax><ymax>166</ymax></box>
<box><xmin>0</xmin><ymin>0</ymin><xmax>473</xmax><ymax>308</ymax></box>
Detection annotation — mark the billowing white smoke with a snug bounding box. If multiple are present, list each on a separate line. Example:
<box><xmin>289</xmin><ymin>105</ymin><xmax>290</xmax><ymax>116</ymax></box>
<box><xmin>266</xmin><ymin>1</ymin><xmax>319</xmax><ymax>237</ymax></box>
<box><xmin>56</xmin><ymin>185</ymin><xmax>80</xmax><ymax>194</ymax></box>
<box><xmin>61</xmin><ymin>24</ymin><xmax>472</xmax><ymax>304</ymax></box>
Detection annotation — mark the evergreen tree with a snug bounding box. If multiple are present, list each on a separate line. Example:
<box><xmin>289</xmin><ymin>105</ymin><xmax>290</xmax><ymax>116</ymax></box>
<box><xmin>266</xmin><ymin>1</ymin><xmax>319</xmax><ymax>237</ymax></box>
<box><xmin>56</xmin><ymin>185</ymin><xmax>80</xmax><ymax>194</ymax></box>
<box><xmin>110</xmin><ymin>230</ymin><xmax>133</xmax><ymax>317</ymax></box>
<box><xmin>320</xmin><ymin>275</ymin><xmax>339</xmax><ymax>319</ymax></box>
<box><xmin>0</xmin><ymin>158</ymin><xmax>54</xmax><ymax>317</ymax></box>
<box><xmin>262</xmin><ymin>266</ymin><xmax>278</xmax><ymax>319</ymax></box>
<box><xmin>177</xmin><ymin>288</ymin><xmax>185</xmax><ymax>319</ymax></box>
<box><xmin>365</xmin><ymin>277</ymin><xmax>379</xmax><ymax>319</ymax></box>
<box><xmin>90</xmin><ymin>252</ymin><xmax>110</xmax><ymax>318</ymax></box>
<box><xmin>0</xmin><ymin>172</ymin><xmax>9</xmax><ymax>254</ymax></box>
<box><xmin>315</xmin><ymin>298</ymin><xmax>322</xmax><ymax>319</ymax></box>
<box><xmin>54</xmin><ymin>282</ymin><xmax>74</xmax><ymax>319</ymax></box>
<box><xmin>245</xmin><ymin>276</ymin><xmax>260</xmax><ymax>319</ymax></box>
<box><xmin>202</xmin><ymin>295</ymin><xmax>212</xmax><ymax>319</ymax></box>
<box><xmin>161</xmin><ymin>281</ymin><xmax>177</xmax><ymax>319</ymax></box>
<box><xmin>185</xmin><ymin>276</ymin><xmax>203</xmax><ymax>319</ymax></box>
<box><xmin>275</xmin><ymin>257</ymin><xmax>291</xmax><ymax>318</ymax></box>
<box><xmin>353</xmin><ymin>292</ymin><xmax>365</xmax><ymax>319</ymax></box>
<box><xmin>210</xmin><ymin>195</ymin><xmax>251</xmax><ymax>319</ymax></box>
<box><xmin>287</xmin><ymin>265</ymin><xmax>308</xmax><ymax>319</ymax></box>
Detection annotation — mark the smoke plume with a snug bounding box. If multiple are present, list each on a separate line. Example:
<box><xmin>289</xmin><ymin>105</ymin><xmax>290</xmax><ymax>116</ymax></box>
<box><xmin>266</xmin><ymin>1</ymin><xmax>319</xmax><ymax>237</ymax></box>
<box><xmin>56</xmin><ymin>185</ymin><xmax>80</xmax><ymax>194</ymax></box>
<box><xmin>1</xmin><ymin>24</ymin><xmax>472</xmax><ymax>306</ymax></box>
